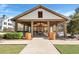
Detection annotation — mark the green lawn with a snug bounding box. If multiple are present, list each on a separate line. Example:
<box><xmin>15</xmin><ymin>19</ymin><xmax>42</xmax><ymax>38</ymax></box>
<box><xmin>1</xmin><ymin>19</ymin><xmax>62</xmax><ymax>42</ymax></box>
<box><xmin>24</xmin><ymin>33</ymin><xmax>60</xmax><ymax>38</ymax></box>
<box><xmin>0</xmin><ymin>44</ymin><xmax>26</xmax><ymax>54</ymax></box>
<box><xmin>54</xmin><ymin>44</ymin><xmax>79</xmax><ymax>54</ymax></box>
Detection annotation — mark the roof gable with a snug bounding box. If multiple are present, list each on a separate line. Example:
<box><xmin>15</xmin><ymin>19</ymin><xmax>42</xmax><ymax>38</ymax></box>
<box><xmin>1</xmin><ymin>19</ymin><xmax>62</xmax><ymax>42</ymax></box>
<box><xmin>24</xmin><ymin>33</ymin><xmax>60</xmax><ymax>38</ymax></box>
<box><xmin>12</xmin><ymin>5</ymin><xmax>68</xmax><ymax>21</ymax></box>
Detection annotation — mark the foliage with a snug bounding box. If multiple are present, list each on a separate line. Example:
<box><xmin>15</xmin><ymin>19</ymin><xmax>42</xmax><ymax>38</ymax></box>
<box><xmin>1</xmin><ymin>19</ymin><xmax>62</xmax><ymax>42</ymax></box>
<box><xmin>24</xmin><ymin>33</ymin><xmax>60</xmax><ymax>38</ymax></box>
<box><xmin>17</xmin><ymin>32</ymin><xmax>23</xmax><ymax>39</ymax></box>
<box><xmin>0</xmin><ymin>34</ymin><xmax>5</xmax><ymax>39</ymax></box>
<box><xmin>4</xmin><ymin>32</ymin><xmax>23</xmax><ymax>39</ymax></box>
<box><xmin>67</xmin><ymin>7</ymin><xmax>79</xmax><ymax>35</ymax></box>
<box><xmin>75</xmin><ymin>7</ymin><xmax>79</xmax><ymax>13</ymax></box>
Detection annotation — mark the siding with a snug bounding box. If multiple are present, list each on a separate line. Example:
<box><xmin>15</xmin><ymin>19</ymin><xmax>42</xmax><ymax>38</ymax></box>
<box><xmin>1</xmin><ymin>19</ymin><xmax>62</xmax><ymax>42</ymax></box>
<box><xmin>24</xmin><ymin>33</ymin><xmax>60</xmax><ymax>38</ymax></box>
<box><xmin>18</xmin><ymin>8</ymin><xmax>63</xmax><ymax>20</ymax></box>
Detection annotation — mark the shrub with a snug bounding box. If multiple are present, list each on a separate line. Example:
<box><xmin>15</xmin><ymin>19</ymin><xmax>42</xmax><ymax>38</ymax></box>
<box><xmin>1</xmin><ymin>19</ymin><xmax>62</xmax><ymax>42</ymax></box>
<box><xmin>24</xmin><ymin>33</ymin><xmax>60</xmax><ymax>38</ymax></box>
<box><xmin>0</xmin><ymin>34</ymin><xmax>5</xmax><ymax>39</ymax></box>
<box><xmin>4</xmin><ymin>32</ymin><xmax>23</xmax><ymax>39</ymax></box>
<box><xmin>17</xmin><ymin>32</ymin><xmax>23</xmax><ymax>39</ymax></box>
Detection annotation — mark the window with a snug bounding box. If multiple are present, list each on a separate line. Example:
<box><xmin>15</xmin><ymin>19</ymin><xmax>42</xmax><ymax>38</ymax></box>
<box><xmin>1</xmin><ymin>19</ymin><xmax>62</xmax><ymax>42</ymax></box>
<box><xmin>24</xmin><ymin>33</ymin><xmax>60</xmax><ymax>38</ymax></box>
<box><xmin>4</xmin><ymin>22</ymin><xmax>7</xmax><ymax>25</ymax></box>
<box><xmin>38</xmin><ymin>11</ymin><xmax>43</xmax><ymax>18</ymax></box>
<box><xmin>8</xmin><ymin>19</ymin><xmax>9</xmax><ymax>21</ymax></box>
<box><xmin>8</xmin><ymin>23</ymin><xmax>13</xmax><ymax>26</ymax></box>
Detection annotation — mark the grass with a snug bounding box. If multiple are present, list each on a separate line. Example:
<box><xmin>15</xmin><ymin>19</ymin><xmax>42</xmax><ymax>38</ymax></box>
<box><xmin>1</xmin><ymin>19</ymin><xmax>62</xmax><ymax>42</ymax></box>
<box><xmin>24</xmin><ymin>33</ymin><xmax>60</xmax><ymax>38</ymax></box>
<box><xmin>54</xmin><ymin>44</ymin><xmax>79</xmax><ymax>54</ymax></box>
<box><xmin>0</xmin><ymin>44</ymin><xmax>26</xmax><ymax>54</ymax></box>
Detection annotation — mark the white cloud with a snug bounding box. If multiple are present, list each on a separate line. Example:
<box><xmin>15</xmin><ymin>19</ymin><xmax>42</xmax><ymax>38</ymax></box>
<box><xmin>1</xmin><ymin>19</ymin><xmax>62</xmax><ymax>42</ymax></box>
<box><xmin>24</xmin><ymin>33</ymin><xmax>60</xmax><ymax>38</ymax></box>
<box><xmin>0</xmin><ymin>4</ymin><xmax>11</xmax><ymax>13</ymax></box>
<box><xmin>2</xmin><ymin>9</ymin><xmax>17</xmax><ymax>13</ymax></box>
<box><xmin>0</xmin><ymin>4</ymin><xmax>8</xmax><ymax>8</ymax></box>
<box><xmin>63</xmin><ymin>10</ymin><xmax>75</xmax><ymax>16</ymax></box>
<box><xmin>0</xmin><ymin>4</ymin><xmax>19</xmax><ymax>17</ymax></box>
<box><xmin>0</xmin><ymin>4</ymin><xmax>8</xmax><ymax>11</ymax></box>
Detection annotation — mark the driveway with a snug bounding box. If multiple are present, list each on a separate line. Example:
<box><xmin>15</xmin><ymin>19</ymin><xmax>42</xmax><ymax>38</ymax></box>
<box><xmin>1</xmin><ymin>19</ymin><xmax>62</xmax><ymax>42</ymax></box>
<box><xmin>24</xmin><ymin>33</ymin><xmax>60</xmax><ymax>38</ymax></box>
<box><xmin>20</xmin><ymin>38</ymin><xmax>60</xmax><ymax>54</ymax></box>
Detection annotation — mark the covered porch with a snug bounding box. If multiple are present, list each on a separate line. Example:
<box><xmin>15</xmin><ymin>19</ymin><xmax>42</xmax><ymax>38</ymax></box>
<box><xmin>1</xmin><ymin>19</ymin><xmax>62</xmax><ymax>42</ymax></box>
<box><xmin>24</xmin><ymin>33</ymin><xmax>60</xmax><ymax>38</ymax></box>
<box><xmin>14</xmin><ymin>19</ymin><xmax>67</xmax><ymax>38</ymax></box>
<box><xmin>11</xmin><ymin>5</ymin><xmax>69</xmax><ymax>39</ymax></box>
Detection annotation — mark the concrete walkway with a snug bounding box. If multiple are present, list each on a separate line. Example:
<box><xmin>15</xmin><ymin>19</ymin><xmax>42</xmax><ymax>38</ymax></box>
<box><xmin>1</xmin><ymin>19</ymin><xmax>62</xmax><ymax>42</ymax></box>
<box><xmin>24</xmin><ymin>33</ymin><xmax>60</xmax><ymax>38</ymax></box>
<box><xmin>0</xmin><ymin>40</ymin><xmax>31</xmax><ymax>44</ymax></box>
<box><xmin>50</xmin><ymin>40</ymin><xmax>79</xmax><ymax>44</ymax></box>
<box><xmin>20</xmin><ymin>38</ymin><xmax>60</xmax><ymax>54</ymax></box>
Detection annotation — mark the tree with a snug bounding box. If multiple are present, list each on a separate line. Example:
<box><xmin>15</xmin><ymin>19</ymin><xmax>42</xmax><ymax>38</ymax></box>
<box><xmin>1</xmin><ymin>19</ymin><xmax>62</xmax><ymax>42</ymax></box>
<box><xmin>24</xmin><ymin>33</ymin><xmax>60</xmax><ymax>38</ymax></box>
<box><xmin>67</xmin><ymin>7</ymin><xmax>79</xmax><ymax>36</ymax></box>
<box><xmin>75</xmin><ymin>7</ymin><xmax>79</xmax><ymax>13</ymax></box>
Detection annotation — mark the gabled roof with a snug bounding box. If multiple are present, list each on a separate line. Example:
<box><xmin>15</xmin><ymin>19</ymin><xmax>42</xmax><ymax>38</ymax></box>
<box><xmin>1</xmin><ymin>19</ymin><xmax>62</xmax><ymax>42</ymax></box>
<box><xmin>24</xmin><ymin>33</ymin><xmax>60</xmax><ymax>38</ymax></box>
<box><xmin>11</xmin><ymin>5</ymin><xmax>69</xmax><ymax>21</ymax></box>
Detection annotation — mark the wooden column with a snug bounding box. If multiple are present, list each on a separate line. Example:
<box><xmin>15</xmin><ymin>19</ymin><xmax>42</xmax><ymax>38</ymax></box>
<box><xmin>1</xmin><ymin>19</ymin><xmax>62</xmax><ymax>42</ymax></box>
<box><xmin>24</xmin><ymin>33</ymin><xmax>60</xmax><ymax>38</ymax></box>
<box><xmin>31</xmin><ymin>21</ymin><xmax>33</xmax><ymax>37</ymax></box>
<box><xmin>52</xmin><ymin>25</ymin><xmax>54</xmax><ymax>32</ymax></box>
<box><xmin>50</xmin><ymin>26</ymin><xmax>52</xmax><ymax>32</ymax></box>
<box><xmin>63</xmin><ymin>21</ymin><xmax>67</xmax><ymax>38</ymax></box>
<box><xmin>23</xmin><ymin>24</ymin><xmax>25</xmax><ymax>32</ymax></box>
<box><xmin>47</xmin><ymin>21</ymin><xmax>50</xmax><ymax>33</ymax></box>
<box><xmin>23</xmin><ymin>24</ymin><xmax>25</xmax><ymax>37</ymax></box>
<box><xmin>56</xmin><ymin>24</ymin><xmax>58</xmax><ymax>36</ymax></box>
<box><xmin>15</xmin><ymin>21</ymin><xmax>18</xmax><ymax>32</ymax></box>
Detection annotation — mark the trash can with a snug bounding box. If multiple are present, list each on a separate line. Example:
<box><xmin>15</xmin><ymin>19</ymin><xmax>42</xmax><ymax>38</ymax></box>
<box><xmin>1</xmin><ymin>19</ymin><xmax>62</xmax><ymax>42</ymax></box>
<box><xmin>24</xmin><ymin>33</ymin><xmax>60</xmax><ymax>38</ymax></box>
<box><xmin>25</xmin><ymin>32</ymin><xmax>32</xmax><ymax>40</ymax></box>
<box><xmin>48</xmin><ymin>32</ymin><xmax>56</xmax><ymax>40</ymax></box>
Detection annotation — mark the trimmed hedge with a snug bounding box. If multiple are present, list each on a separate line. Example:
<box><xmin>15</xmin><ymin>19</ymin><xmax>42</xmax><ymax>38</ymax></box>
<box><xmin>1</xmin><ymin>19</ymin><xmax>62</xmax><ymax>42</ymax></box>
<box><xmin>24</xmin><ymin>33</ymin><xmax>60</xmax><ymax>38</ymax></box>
<box><xmin>4</xmin><ymin>32</ymin><xmax>23</xmax><ymax>39</ymax></box>
<box><xmin>17</xmin><ymin>32</ymin><xmax>23</xmax><ymax>39</ymax></box>
<box><xmin>0</xmin><ymin>34</ymin><xmax>5</xmax><ymax>39</ymax></box>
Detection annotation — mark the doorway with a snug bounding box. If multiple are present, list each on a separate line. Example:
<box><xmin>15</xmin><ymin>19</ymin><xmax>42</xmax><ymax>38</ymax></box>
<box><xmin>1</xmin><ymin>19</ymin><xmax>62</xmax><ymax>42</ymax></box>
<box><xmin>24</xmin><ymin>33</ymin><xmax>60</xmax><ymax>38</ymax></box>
<box><xmin>33</xmin><ymin>22</ymin><xmax>48</xmax><ymax>37</ymax></box>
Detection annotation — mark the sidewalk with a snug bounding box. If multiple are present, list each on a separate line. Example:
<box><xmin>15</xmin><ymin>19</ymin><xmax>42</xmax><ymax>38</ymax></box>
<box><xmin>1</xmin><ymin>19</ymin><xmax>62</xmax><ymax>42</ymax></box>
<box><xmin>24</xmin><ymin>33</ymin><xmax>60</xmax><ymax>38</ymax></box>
<box><xmin>0</xmin><ymin>40</ymin><xmax>31</xmax><ymax>44</ymax></box>
<box><xmin>50</xmin><ymin>40</ymin><xmax>79</xmax><ymax>44</ymax></box>
<box><xmin>20</xmin><ymin>38</ymin><xmax>60</xmax><ymax>54</ymax></box>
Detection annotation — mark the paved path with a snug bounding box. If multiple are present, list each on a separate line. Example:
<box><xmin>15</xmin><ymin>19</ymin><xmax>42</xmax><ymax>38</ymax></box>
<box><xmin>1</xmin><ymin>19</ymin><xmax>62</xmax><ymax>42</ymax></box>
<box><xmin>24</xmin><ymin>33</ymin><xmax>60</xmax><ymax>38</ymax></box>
<box><xmin>20</xmin><ymin>38</ymin><xmax>60</xmax><ymax>54</ymax></box>
<box><xmin>50</xmin><ymin>40</ymin><xmax>79</xmax><ymax>44</ymax></box>
<box><xmin>0</xmin><ymin>40</ymin><xmax>30</xmax><ymax>44</ymax></box>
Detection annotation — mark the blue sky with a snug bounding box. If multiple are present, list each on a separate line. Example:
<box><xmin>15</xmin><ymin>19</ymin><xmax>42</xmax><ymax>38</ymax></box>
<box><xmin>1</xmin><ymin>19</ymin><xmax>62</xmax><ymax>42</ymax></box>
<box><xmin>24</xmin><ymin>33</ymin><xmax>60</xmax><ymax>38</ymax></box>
<box><xmin>0</xmin><ymin>4</ymin><xmax>79</xmax><ymax>17</ymax></box>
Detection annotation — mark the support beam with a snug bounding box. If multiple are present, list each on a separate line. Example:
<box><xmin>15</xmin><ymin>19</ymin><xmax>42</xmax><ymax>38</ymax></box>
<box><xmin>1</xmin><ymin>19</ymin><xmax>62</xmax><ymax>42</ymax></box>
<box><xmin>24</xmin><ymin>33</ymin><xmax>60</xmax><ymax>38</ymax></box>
<box><xmin>47</xmin><ymin>21</ymin><xmax>50</xmax><ymax>33</ymax></box>
<box><xmin>28</xmin><ymin>26</ymin><xmax>30</xmax><ymax>32</ymax></box>
<box><xmin>31</xmin><ymin>21</ymin><xmax>33</xmax><ymax>37</ymax></box>
<box><xmin>52</xmin><ymin>26</ymin><xmax>53</xmax><ymax>32</ymax></box>
<box><xmin>15</xmin><ymin>22</ymin><xmax>18</xmax><ymax>32</ymax></box>
<box><xmin>23</xmin><ymin>24</ymin><xmax>25</xmax><ymax>32</ymax></box>
<box><xmin>55</xmin><ymin>24</ymin><xmax>58</xmax><ymax>37</ymax></box>
<box><xmin>63</xmin><ymin>21</ymin><xmax>67</xmax><ymax>38</ymax></box>
<box><xmin>50</xmin><ymin>26</ymin><xmax>53</xmax><ymax>32</ymax></box>
<box><xmin>23</xmin><ymin>24</ymin><xmax>25</xmax><ymax>37</ymax></box>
